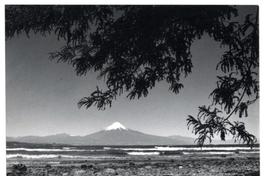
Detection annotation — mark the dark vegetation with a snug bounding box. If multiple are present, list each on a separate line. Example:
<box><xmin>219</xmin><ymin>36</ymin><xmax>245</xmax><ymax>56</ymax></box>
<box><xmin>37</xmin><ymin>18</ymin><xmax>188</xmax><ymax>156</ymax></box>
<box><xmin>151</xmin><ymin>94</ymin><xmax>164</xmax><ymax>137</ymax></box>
<box><xmin>6</xmin><ymin>5</ymin><xmax>259</xmax><ymax>146</ymax></box>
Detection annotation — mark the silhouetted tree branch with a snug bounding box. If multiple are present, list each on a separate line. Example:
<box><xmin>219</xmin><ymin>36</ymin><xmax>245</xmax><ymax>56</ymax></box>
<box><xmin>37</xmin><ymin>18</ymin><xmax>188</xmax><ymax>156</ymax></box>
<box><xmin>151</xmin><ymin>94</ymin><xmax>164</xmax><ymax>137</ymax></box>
<box><xmin>6</xmin><ymin>5</ymin><xmax>258</xmax><ymax>146</ymax></box>
<box><xmin>187</xmin><ymin>8</ymin><xmax>258</xmax><ymax>146</ymax></box>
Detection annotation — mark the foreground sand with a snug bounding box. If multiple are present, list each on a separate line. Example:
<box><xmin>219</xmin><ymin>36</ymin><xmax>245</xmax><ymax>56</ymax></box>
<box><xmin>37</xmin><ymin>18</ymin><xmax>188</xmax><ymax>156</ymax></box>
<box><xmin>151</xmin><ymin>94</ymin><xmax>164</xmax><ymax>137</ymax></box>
<box><xmin>7</xmin><ymin>153</ymin><xmax>259</xmax><ymax>176</ymax></box>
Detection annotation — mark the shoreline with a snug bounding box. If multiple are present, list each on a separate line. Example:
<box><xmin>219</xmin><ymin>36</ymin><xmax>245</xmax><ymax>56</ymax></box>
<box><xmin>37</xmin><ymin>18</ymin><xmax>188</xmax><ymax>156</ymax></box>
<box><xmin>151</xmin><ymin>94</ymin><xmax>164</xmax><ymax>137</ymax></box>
<box><xmin>7</xmin><ymin>153</ymin><xmax>260</xmax><ymax>176</ymax></box>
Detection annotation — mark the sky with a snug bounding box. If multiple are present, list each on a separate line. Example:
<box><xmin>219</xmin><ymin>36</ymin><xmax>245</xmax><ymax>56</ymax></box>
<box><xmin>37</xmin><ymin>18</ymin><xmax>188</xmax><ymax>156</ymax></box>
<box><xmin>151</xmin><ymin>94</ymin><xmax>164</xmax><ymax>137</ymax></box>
<box><xmin>6</xmin><ymin>6</ymin><xmax>259</xmax><ymax>140</ymax></box>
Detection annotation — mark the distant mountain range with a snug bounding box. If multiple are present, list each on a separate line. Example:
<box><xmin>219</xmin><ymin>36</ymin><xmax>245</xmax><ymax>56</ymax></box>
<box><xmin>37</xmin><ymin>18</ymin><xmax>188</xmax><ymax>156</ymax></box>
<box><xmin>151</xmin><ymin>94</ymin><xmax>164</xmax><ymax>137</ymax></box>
<box><xmin>6</xmin><ymin>122</ymin><xmax>234</xmax><ymax>145</ymax></box>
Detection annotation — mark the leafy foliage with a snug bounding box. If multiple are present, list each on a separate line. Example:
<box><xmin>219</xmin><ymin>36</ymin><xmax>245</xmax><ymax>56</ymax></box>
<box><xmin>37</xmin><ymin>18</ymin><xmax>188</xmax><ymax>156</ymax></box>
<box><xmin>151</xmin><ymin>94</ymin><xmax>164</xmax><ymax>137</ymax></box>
<box><xmin>6</xmin><ymin>5</ymin><xmax>238</xmax><ymax>109</ymax></box>
<box><xmin>187</xmin><ymin>106</ymin><xmax>227</xmax><ymax>145</ymax></box>
<box><xmin>187</xmin><ymin>9</ymin><xmax>258</xmax><ymax>146</ymax></box>
<box><xmin>6</xmin><ymin>5</ymin><xmax>258</xmax><ymax>146</ymax></box>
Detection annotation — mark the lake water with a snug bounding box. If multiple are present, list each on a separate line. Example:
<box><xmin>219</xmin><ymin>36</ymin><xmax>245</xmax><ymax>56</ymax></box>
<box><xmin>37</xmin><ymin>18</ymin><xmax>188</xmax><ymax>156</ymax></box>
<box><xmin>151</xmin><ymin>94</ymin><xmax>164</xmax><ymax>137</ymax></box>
<box><xmin>6</xmin><ymin>143</ymin><xmax>259</xmax><ymax>159</ymax></box>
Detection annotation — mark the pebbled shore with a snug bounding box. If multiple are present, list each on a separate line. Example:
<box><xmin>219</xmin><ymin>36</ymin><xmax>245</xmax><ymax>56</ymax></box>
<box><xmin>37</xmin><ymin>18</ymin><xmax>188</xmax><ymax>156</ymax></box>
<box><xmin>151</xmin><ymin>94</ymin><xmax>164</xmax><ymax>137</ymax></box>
<box><xmin>7</xmin><ymin>154</ymin><xmax>259</xmax><ymax>176</ymax></box>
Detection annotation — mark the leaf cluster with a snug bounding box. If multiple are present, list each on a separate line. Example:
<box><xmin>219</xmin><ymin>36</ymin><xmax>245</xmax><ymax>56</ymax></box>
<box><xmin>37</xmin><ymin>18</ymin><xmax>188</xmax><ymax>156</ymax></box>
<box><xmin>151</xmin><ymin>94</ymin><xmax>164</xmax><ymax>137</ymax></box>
<box><xmin>188</xmin><ymin>9</ymin><xmax>258</xmax><ymax>146</ymax></box>
<box><xmin>187</xmin><ymin>106</ymin><xmax>227</xmax><ymax>145</ymax></box>
<box><xmin>6</xmin><ymin>5</ymin><xmax>237</xmax><ymax>109</ymax></box>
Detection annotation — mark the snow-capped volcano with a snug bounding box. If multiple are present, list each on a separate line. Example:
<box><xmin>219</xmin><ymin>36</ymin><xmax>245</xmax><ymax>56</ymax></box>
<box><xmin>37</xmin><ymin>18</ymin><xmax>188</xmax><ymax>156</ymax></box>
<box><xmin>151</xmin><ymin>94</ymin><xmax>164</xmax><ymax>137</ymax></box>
<box><xmin>7</xmin><ymin>122</ymin><xmax>197</xmax><ymax>145</ymax></box>
<box><xmin>105</xmin><ymin>122</ymin><xmax>128</xmax><ymax>131</ymax></box>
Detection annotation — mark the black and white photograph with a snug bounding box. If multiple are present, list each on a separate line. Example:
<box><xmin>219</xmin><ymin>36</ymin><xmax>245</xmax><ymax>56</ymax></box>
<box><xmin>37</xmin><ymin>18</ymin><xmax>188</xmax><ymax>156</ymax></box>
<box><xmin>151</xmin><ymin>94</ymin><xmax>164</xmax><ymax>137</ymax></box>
<box><xmin>5</xmin><ymin>4</ymin><xmax>260</xmax><ymax>176</ymax></box>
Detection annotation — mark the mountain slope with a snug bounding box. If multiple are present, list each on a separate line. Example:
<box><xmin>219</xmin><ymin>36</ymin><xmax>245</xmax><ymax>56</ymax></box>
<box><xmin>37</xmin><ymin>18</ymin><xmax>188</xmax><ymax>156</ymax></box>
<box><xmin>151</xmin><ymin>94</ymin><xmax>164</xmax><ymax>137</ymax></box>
<box><xmin>82</xmin><ymin>129</ymin><xmax>195</xmax><ymax>145</ymax></box>
<box><xmin>7</xmin><ymin>122</ymin><xmax>196</xmax><ymax>145</ymax></box>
